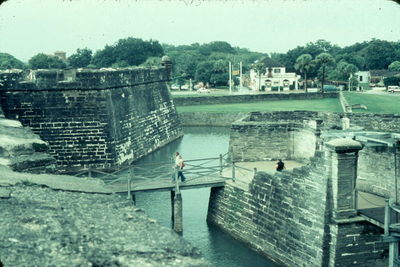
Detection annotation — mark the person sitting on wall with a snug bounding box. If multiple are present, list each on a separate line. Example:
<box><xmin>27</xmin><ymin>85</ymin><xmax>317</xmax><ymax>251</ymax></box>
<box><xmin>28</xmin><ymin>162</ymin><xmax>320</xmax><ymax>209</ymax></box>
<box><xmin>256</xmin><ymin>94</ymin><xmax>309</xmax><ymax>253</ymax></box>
<box><xmin>174</xmin><ymin>152</ymin><xmax>186</xmax><ymax>182</ymax></box>
<box><xmin>276</xmin><ymin>159</ymin><xmax>285</xmax><ymax>172</ymax></box>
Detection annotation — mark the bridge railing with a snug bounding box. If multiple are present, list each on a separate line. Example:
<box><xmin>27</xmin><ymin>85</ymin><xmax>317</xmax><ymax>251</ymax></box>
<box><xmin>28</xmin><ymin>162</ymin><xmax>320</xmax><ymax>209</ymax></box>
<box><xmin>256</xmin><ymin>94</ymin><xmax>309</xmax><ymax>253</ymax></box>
<box><xmin>383</xmin><ymin>199</ymin><xmax>400</xmax><ymax>267</ymax></box>
<box><xmin>74</xmin><ymin>152</ymin><xmax>232</xmax><ymax>187</ymax></box>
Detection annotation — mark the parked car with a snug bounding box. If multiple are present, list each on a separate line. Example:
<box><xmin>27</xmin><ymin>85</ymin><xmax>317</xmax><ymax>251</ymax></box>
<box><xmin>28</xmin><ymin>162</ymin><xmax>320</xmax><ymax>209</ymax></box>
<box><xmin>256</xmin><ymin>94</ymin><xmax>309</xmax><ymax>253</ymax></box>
<box><xmin>323</xmin><ymin>85</ymin><xmax>340</xmax><ymax>92</ymax></box>
<box><xmin>388</xmin><ymin>86</ymin><xmax>400</xmax><ymax>93</ymax></box>
<box><xmin>170</xmin><ymin>84</ymin><xmax>179</xmax><ymax>90</ymax></box>
<box><xmin>197</xmin><ymin>88</ymin><xmax>211</xmax><ymax>94</ymax></box>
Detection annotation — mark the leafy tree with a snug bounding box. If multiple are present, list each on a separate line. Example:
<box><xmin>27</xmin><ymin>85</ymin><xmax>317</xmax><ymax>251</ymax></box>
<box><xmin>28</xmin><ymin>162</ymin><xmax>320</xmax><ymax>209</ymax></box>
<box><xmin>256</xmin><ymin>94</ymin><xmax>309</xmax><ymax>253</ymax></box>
<box><xmin>91</xmin><ymin>45</ymin><xmax>116</xmax><ymax>68</ymax></box>
<box><xmin>0</xmin><ymin>52</ymin><xmax>26</xmax><ymax>69</ymax></box>
<box><xmin>294</xmin><ymin>54</ymin><xmax>314</xmax><ymax>92</ymax></box>
<box><xmin>195</xmin><ymin>61</ymin><xmax>214</xmax><ymax>84</ymax></box>
<box><xmin>68</xmin><ymin>48</ymin><xmax>92</xmax><ymax>68</ymax></box>
<box><xmin>113</xmin><ymin>37</ymin><xmax>163</xmax><ymax>66</ymax></box>
<box><xmin>363</xmin><ymin>39</ymin><xmax>396</xmax><ymax>69</ymax></box>
<box><xmin>28</xmin><ymin>53</ymin><xmax>66</xmax><ymax>69</ymax></box>
<box><xmin>388</xmin><ymin>61</ymin><xmax>400</xmax><ymax>71</ymax></box>
<box><xmin>141</xmin><ymin>57</ymin><xmax>161</xmax><ymax>68</ymax></box>
<box><xmin>330</xmin><ymin>61</ymin><xmax>358</xmax><ymax>81</ymax></box>
<box><xmin>91</xmin><ymin>37</ymin><xmax>164</xmax><ymax>68</ymax></box>
<box><xmin>199</xmin><ymin>41</ymin><xmax>236</xmax><ymax>56</ymax></box>
<box><xmin>315</xmin><ymin>53</ymin><xmax>335</xmax><ymax>93</ymax></box>
<box><xmin>383</xmin><ymin>76</ymin><xmax>400</xmax><ymax>87</ymax></box>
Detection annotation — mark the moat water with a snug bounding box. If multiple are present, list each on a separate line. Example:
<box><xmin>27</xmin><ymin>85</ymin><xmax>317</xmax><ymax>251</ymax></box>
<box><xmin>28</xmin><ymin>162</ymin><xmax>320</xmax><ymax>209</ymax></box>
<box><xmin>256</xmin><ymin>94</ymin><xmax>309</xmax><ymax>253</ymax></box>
<box><xmin>134</xmin><ymin>127</ymin><xmax>280</xmax><ymax>267</ymax></box>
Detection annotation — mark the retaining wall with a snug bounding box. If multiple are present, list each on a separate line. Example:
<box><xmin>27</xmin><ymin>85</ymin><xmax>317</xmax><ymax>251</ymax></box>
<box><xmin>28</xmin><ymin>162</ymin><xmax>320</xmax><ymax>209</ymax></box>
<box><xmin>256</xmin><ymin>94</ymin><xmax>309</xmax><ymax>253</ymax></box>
<box><xmin>173</xmin><ymin>92</ymin><xmax>338</xmax><ymax>106</ymax></box>
<box><xmin>0</xmin><ymin>68</ymin><xmax>182</xmax><ymax>172</ymax></box>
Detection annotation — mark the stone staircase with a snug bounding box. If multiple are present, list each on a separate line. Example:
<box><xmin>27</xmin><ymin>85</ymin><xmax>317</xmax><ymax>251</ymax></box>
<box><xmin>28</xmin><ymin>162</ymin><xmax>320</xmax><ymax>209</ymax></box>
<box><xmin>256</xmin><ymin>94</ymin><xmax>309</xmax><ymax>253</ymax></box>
<box><xmin>0</xmin><ymin>107</ymin><xmax>56</xmax><ymax>173</ymax></box>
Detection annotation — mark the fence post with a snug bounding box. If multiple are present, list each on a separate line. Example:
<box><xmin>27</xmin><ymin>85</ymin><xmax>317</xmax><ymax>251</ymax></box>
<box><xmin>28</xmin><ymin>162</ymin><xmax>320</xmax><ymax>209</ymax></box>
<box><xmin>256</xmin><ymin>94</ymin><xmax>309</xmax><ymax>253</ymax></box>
<box><xmin>232</xmin><ymin>162</ymin><xmax>236</xmax><ymax>182</ymax></box>
<box><xmin>127</xmin><ymin>166</ymin><xmax>132</xmax><ymax>200</ymax></box>
<box><xmin>253</xmin><ymin>167</ymin><xmax>257</xmax><ymax>177</ymax></box>
<box><xmin>385</xmin><ymin>199</ymin><xmax>390</xmax><ymax>236</ymax></box>
<box><xmin>219</xmin><ymin>154</ymin><xmax>223</xmax><ymax>176</ymax></box>
<box><xmin>173</xmin><ymin>191</ymin><xmax>183</xmax><ymax>233</ymax></box>
<box><xmin>175</xmin><ymin>168</ymin><xmax>180</xmax><ymax>193</ymax></box>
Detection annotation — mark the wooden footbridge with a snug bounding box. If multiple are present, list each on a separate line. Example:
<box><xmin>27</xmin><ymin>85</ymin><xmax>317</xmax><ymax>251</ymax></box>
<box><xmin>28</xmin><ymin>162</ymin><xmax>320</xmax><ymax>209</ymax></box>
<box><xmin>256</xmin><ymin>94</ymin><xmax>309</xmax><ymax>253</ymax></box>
<box><xmin>74</xmin><ymin>153</ymin><xmax>256</xmax><ymax>232</ymax></box>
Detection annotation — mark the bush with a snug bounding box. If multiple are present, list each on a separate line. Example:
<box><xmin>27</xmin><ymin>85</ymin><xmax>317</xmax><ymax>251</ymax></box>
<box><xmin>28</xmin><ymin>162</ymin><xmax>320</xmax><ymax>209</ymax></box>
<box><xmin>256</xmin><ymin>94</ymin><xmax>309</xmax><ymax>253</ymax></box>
<box><xmin>384</xmin><ymin>76</ymin><xmax>400</xmax><ymax>87</ymax></box>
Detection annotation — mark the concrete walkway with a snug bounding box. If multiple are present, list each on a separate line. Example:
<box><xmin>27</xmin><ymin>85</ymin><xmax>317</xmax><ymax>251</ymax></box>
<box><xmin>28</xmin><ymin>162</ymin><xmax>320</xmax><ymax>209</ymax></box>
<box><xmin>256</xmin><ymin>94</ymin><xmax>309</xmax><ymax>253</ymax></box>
<box><xmin>0</xmin><ymin>165</ymin><xmax>112</xmax><ymax>194</ymax></box>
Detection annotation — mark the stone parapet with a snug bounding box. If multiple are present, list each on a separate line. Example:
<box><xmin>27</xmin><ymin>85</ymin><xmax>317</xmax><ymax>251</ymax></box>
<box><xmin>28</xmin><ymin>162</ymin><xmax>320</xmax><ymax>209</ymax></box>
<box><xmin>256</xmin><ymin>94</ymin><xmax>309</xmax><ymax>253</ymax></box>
<box><xmin>0</xmin><ymin>67</ymin><xmax>168</xmax><ymax>91</ymax></box>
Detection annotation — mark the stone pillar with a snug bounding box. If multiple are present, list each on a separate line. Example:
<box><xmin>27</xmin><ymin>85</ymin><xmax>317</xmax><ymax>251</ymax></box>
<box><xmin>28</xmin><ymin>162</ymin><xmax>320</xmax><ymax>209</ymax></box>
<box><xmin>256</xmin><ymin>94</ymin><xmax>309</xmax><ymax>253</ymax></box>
<box><xmin>341</xmin><ymin>117</ymin><xmax>350</xmax><ymax>130</ymax></box>
<box><xmin>326</xmin><ymin>138</ymin><xmax>363</xmax><ymax>220</ymax></box>
<box><xmin>173</xmin><ymin>192</ymin><xmax>183</xmax><ymax>233</ymax></box>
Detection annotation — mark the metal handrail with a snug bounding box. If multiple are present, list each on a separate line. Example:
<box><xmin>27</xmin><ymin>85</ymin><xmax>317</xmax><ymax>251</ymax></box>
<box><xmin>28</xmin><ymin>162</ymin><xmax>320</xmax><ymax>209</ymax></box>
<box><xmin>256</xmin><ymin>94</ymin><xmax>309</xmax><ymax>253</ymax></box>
<box><xmin>74</xmin><ymin>153</ymin><xmax>232</xmax><ymax>187</ymax></box>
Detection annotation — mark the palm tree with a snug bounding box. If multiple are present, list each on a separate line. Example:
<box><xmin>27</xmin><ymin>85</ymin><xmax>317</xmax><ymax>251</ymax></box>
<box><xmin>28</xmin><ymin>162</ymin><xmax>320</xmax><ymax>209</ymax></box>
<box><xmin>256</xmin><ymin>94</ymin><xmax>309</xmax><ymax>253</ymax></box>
<box><xmin>253</xmin><ymin>61</ymin><xmax>266</xmax><ymax>91</ymax></box>
<box><xmin>294</xmin><ymin>54</ymin><xmax>314</xmax><ymax>93</ymax></box>
<box><xmin>315</xmin><ymin>53</ymin><xmax>335</xmax><ymax>93</ymax></box>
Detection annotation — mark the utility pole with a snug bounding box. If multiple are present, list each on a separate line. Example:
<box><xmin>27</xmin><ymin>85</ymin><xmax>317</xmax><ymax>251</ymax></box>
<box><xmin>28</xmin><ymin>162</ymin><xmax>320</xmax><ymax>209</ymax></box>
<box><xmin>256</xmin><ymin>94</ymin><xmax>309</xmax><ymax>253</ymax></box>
<box><xmin>239</xmin><ymin>61</ymin><xmax>243</xmax><ymax>91</ymax></box>
<box><xmin>348</xmin><ymin>73</ymin><xmax>352</xmax><ymax>91</ymax></box>
<box><xmin>229</xmin><ymin>61</ymin><xmax>232</xmax><ymax>94</ymax></box>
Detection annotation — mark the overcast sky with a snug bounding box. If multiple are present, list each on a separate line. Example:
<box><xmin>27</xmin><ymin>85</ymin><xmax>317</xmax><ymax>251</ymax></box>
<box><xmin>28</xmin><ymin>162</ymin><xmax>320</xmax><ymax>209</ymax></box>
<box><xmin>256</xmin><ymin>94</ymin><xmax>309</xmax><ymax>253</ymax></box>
<box><xmin>1</xmin><ymin>0</ymin><xmax>400</xmax><ymax>62</ymax></box>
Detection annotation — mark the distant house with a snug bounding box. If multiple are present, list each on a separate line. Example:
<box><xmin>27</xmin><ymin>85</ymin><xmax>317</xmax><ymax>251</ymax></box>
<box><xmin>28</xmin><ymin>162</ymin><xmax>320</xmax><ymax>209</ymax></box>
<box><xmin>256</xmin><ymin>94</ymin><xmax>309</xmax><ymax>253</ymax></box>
<box><xmin>54</xmin><ymin>51</ymin><xmax>67</xmax><ymax>61</ymax></box>
<box><xmin>250</xmin><ymin>57</ymin><xmax>300</xmax><ymax>91</ymax></box>
<box><xmin>370</xmin><ymin>70</ymin><xmax>400</xmax><ymax>86</ymax></box>
<box><xmin>354</xmin><ymin>71</ymin><xmax>371</xmax><ymax>90</ymax></box>
<box><xmin>355</xmin><ymin>70</ymin><xmax>400</xmax><ymax>90</ymax></box>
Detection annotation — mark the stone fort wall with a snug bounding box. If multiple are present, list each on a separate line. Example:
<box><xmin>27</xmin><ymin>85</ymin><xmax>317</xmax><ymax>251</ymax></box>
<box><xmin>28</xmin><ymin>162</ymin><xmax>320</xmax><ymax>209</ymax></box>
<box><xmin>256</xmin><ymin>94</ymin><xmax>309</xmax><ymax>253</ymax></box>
<box><xmin>208</xmin><ymin>150</ymin><xmax>387</xmax><ymax>266</ymax></box>
<box><xmin>207</xmin><ymin>111</ymin><xmax>397</xmax><ymax>266</ymax></box>
<box><xmin>0</xmin><ymin>68</ymin><xmax>182</xmax><ymax>172</ymax></box>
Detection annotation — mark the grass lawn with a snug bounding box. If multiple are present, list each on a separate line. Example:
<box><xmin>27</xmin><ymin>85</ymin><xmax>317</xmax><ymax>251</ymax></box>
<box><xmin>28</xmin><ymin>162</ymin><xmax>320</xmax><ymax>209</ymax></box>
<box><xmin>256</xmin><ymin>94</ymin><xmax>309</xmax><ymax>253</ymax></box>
<box><xmin>176</xmin><ymin>98</ymin><xmax>342</xmax><ymax>113</ymax></box>
<box><xmin>343</xmin><ymin>92</ymin><xmax>400</xmax><ymax>114</ymax></box>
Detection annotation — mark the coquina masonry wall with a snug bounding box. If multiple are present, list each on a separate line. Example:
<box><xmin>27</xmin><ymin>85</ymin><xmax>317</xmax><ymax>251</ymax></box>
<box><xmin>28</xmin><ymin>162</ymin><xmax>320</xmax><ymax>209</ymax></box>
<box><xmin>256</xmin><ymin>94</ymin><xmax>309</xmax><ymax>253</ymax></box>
<box><xmin>208</xmin><ymin>144</ymin><xmax>388</xmax><ymax>266</ymax></box>
<box><xmin>229</xmin><ymin>112</ymin><xmax>318</xmax><ymax>162</ymax></box>
<box><xmin>357</xmin><ymin>145</ymin><xmax>400</xmax><ymax>199</ymax></box>
<box><xmin>0</xmin><ymin>68</ymin><xmax>182</xmax><ymax>172</ymax></box>
<box><xmin>208</xmin><ymin>152</ymin><xmax>329</xmax><ymax>266</ymax></box>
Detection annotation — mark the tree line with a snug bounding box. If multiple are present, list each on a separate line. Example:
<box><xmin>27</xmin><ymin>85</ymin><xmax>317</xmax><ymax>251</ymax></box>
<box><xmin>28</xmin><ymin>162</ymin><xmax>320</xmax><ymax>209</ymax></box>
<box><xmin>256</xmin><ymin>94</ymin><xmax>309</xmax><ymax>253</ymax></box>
<box><xmin>1</xmin><ymin>37</ymin><xmax>400</xmax><ymax>89</ymax></box>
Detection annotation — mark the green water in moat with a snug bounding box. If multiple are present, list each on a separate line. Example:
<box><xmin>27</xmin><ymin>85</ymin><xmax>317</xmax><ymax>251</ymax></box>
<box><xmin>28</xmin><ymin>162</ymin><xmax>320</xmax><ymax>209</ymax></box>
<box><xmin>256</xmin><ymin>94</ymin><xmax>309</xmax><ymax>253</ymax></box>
<box><xmin>134</xmin><ymin>127</ymin><xmax>280</xmax><ymax>267</ymax></box>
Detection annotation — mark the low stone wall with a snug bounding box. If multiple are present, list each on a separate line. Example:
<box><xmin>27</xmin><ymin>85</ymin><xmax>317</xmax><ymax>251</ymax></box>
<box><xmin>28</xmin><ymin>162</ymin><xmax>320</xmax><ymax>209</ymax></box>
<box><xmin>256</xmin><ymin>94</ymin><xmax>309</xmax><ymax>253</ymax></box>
<box><xmin>348</xmin><ymin>113</ymin><xmax>400</xmax><ymax>133</ymax></box>
<box><xmin>180</xmin><ymin>110</ymin><xmax>400</xmax><ymax>134</ymax></box>
<box><xmin>173</xmin><ymin>92</ymin><xmax>338</xmax><ymax>106</ymax></box>
<box><xmin>178</xmin><ymin>112</ymin><xmax>247</xmax><ymax>127</ymax></box>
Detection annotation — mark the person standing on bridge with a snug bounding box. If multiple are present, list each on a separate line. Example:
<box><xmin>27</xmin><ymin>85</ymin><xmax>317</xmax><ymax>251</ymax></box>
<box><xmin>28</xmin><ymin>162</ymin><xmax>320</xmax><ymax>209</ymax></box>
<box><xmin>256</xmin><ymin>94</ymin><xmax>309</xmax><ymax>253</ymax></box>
<box><xmin>174</xmin><ymin>152</ymin><xmax>186</xmax><ymax>182</ymax></box>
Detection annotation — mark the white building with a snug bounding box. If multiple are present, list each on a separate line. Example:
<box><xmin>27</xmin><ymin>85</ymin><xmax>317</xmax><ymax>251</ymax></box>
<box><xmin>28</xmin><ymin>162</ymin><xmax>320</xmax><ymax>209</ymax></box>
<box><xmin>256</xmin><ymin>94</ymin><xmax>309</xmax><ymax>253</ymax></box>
<box><xmin>250</xmin><ymin>57</ymin><xmax>300</xmax><ymax>91</ymax></box>
<box><xmin>354</xmin><ymin>71</ymin><xmax>371</xmax><ymax>90</ymax></box>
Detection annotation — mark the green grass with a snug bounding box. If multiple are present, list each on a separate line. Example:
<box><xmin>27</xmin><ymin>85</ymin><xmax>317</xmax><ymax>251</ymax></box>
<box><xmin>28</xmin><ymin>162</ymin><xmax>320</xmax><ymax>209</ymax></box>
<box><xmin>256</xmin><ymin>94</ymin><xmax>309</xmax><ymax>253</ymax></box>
<box><xmin>176</xmin><ymin>98</ymin><xmax>342</xmax><ymax>113</ymax></box>
<box><xmin>343</xmin><ymin>92</ymin><xmax>400</xmax><ymax>114</ymax></box>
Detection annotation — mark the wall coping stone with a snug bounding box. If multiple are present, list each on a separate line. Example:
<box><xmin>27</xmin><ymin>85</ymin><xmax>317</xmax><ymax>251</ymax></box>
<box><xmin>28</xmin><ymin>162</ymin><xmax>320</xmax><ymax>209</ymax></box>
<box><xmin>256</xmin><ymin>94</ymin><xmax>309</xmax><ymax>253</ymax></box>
<box><xmin>325</xmin><ymin>138</ymin><xmax>363</xmax><ymax>153</ymax></box>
